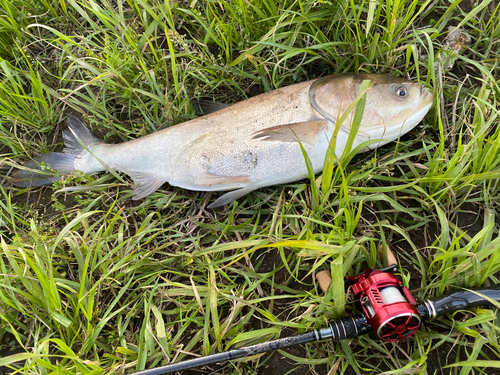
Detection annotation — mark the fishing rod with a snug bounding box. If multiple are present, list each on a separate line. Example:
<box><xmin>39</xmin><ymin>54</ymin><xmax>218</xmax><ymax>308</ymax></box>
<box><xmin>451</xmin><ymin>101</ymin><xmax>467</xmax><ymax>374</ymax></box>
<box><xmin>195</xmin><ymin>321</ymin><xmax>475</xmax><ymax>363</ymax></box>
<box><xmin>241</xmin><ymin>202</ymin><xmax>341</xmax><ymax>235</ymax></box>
<box><xmin>133</xmin><ymin>254</ymin><xmax>500</xmax><ymax>375</ymax></box>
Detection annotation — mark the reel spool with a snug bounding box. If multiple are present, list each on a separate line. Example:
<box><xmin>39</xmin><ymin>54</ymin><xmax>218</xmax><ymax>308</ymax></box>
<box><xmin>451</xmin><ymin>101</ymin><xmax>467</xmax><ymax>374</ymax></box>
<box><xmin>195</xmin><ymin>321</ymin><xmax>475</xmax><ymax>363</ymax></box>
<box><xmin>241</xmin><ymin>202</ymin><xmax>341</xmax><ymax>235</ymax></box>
<box><xmin>348</xmin><ymin>269</ymin><xmax>421</xmax><ymax>342</ymax></box>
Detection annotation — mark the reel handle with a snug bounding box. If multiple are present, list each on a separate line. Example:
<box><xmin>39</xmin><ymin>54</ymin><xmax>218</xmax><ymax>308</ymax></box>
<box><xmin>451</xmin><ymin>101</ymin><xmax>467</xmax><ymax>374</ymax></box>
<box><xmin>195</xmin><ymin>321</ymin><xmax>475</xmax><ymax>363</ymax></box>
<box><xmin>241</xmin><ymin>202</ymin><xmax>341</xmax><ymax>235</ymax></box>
<box><xmin>378</xmin><ymin>244</ymin><xmax>398</xmax><ymax>268</ymax></box>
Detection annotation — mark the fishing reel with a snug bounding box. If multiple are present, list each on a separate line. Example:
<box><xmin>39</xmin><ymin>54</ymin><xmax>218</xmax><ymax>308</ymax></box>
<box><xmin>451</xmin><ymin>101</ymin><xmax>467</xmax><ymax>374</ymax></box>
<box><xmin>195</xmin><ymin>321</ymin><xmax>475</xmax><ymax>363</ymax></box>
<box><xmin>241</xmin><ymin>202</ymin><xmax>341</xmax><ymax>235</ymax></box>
<box><xmin>347</xmin><ymin>268</ymin><xmax>422</xmax><ymax>342</ymax></box>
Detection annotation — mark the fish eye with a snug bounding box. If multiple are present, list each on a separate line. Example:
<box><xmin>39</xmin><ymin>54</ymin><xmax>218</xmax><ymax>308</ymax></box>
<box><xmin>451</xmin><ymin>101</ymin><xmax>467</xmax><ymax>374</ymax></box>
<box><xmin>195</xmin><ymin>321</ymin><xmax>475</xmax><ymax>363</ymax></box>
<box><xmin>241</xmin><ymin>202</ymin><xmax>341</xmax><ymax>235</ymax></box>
<box><xmin>396</xmin><ymin>86</ymin><xmax>407</xmax><ymax>97</ymax></box>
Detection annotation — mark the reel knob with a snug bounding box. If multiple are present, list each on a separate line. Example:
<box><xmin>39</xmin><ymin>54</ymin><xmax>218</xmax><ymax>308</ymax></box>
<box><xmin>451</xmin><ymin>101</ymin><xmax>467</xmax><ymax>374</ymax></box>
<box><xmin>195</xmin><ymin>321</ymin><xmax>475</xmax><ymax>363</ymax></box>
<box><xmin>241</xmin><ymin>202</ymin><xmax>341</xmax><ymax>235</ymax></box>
<box><xmin>348</xmin><ymin>270</ymin><xmax>422</xmax><ymax>342</ymax></box>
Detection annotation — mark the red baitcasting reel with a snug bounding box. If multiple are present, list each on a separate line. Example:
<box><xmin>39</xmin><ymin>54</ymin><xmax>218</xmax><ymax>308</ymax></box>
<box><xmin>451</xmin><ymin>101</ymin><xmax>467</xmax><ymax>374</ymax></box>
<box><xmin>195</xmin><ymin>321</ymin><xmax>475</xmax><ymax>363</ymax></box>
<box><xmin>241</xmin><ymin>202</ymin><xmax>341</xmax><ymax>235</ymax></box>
<box><xmin>347</xmin><ymin>268</ymin><xmax>422</xmax><ymax>342</ymax></box>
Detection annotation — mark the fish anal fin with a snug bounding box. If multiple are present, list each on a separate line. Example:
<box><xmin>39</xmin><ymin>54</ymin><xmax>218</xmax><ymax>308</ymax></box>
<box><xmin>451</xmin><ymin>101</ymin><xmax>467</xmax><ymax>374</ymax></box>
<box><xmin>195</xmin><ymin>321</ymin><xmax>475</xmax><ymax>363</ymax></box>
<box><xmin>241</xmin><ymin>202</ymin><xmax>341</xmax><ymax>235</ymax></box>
<box><xmin>252</xmin><ymin>120</ymin><xmax>328</xmax><ymax>145</ymax></box>
<box><xmin>119</xmin><ymin>168</ymin><xmax>165</xmax><ymax>200</ymax></box>
<box><xmin>196</xmin><ymin>173</ymin><xmax>251</xmax><ymax>187</ymax></box>
<box><xmin>208</xmin><ymin>187</ymin><xmax>256</xmax><ymax>209</ymax></box>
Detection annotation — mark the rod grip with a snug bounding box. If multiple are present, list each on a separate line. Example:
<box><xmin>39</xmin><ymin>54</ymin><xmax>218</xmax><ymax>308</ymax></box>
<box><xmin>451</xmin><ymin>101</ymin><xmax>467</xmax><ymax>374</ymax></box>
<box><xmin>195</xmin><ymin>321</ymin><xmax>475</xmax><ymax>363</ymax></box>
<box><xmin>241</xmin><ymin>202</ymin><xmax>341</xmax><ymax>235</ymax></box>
<box><xmin>419</xmin><ymin>285</ymin><xmax>500</xmax><ymax>320</ymax></box>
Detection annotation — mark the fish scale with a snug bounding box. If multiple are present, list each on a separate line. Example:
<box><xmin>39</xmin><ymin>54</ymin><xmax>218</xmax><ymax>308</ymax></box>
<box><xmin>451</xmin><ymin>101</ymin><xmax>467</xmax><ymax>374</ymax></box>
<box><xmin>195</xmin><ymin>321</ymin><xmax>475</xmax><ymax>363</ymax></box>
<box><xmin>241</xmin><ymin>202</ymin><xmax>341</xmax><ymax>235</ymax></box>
<box><xmin>13</xmin><ymin>74</ymin><xmax>433</xmax><ymax>208</ymax></box>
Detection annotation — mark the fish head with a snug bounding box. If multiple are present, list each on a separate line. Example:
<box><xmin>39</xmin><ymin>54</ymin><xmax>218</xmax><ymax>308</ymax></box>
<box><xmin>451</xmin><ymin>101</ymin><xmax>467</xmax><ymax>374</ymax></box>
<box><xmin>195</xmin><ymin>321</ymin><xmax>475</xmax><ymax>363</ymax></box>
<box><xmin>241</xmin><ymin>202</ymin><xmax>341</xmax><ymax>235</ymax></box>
<box><xmin>311</xmin><ymin>74</ymin><xmax>433</xmax><ymax>141</ymax></box>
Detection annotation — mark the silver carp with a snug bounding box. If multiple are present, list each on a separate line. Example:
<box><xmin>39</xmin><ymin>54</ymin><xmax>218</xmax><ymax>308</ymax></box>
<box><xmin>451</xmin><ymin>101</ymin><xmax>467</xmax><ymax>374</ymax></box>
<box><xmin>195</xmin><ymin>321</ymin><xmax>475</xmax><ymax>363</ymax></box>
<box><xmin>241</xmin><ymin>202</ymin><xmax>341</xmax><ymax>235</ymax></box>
<box><xmin>13</xmin><ymin>74</ymin><xmax>433</xmax><ymax>208</ymax></box>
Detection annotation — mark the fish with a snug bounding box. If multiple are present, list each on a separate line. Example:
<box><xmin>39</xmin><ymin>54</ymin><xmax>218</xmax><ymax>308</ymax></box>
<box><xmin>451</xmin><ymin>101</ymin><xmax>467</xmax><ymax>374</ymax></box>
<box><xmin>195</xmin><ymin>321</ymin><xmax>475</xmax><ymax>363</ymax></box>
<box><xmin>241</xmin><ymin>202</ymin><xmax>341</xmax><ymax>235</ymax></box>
<box><xmin>12</xmin><ymin>74</ymin><xmax>433</xmax><ymax>208</ymax></box>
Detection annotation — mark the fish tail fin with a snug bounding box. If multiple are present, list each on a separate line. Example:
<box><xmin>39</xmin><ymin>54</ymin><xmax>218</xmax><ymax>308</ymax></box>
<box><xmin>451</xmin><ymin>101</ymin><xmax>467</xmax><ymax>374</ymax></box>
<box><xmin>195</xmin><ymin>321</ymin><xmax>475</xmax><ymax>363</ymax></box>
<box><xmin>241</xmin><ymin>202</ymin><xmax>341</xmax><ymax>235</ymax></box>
<box><xmin>12</xmin><ymin>114</ymin><xmax>105</xmax><ymax>187</ymax></box>
<box><xmin>63</xmin><ymin>114</ymin><xmax>103</xmax><ymax>152</ymax></box>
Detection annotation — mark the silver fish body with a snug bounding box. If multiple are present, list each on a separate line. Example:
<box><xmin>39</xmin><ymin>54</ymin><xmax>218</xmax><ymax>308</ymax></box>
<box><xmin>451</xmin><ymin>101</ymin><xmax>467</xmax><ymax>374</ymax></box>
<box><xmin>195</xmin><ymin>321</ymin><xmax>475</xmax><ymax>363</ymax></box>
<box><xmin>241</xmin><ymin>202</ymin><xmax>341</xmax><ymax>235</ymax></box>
<box><xmin>14</xmin><ymin>74</ymin><xmax>433</xmax><ymax>208</ymax></box>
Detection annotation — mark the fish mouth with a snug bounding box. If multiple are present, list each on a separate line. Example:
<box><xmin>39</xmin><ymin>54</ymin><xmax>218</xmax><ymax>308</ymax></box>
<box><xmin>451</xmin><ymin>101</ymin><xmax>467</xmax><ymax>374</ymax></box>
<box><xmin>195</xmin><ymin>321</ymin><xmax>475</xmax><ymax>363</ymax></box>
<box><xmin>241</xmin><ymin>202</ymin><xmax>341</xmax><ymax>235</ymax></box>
<box><xmin>419</xmin><ymin>83</ymin><xmax>433</xmax><ymax>104</ymax></box>
<box><xmin>418</xmin><ymin>88</ymin><xmax>434</xmax><ymax>112</ymax></box>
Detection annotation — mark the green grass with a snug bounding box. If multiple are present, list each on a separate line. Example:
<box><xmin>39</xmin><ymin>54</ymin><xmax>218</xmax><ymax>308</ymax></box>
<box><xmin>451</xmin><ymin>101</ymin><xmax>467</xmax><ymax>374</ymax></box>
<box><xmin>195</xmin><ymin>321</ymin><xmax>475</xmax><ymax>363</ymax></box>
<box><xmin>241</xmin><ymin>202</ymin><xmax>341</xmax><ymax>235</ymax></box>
<box><xmin>1</xmin><ymin>0</ymin><xmax>500</xmax><ymax>374</ymax></box>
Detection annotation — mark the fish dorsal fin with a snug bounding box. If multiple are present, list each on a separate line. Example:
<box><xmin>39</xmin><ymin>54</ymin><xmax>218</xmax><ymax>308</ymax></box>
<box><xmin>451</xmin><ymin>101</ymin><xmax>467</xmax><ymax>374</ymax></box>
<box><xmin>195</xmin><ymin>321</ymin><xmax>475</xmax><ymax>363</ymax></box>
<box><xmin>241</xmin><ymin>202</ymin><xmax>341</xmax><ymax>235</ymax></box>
<box><xmin>191</xmin><ymin>99</ymin><xmax>231</xmax><ymax>116</ymax></box>
<box><xmin>252</xmin><ymin>120</ymin><xmax>328</xmax><ymax>145</ymax></box>
<box><xmin>208</xmin><ymin>187</ymin><xmax>256</xmax><ymax>209</ymax></box>
<box><xmin>196</xmin><ymin>173</ymin><xmax>251</xmax><ymax>186</ymax></box>
<box><xmin>117</xmin><ymin>168</ymin><xmax>165</xmax><ymax>200</ymax></box>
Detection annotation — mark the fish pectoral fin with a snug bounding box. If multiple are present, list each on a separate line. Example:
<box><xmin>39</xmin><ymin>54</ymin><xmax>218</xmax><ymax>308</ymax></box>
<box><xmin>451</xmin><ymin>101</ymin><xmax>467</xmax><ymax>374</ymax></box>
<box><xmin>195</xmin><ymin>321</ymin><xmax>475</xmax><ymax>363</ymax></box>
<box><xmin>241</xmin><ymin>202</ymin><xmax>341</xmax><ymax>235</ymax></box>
<box><xmin>119</xmin><ymin>168</ymin><xmax>165</xmax><ymax>200</ymax></box>
<box><xmin>252</xmin><ymin>120</ymin><xmax>328</xmax><ymax>145</ymax></box>
<box><xmin>208</xmin><ymin>187</ymin><xmax>256</xmax><ymax>209</ymax></box>
<box><xmin>196</xmin><ymin>173</ymin><xmax>251</xmax><ymax>187</ymax></box>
